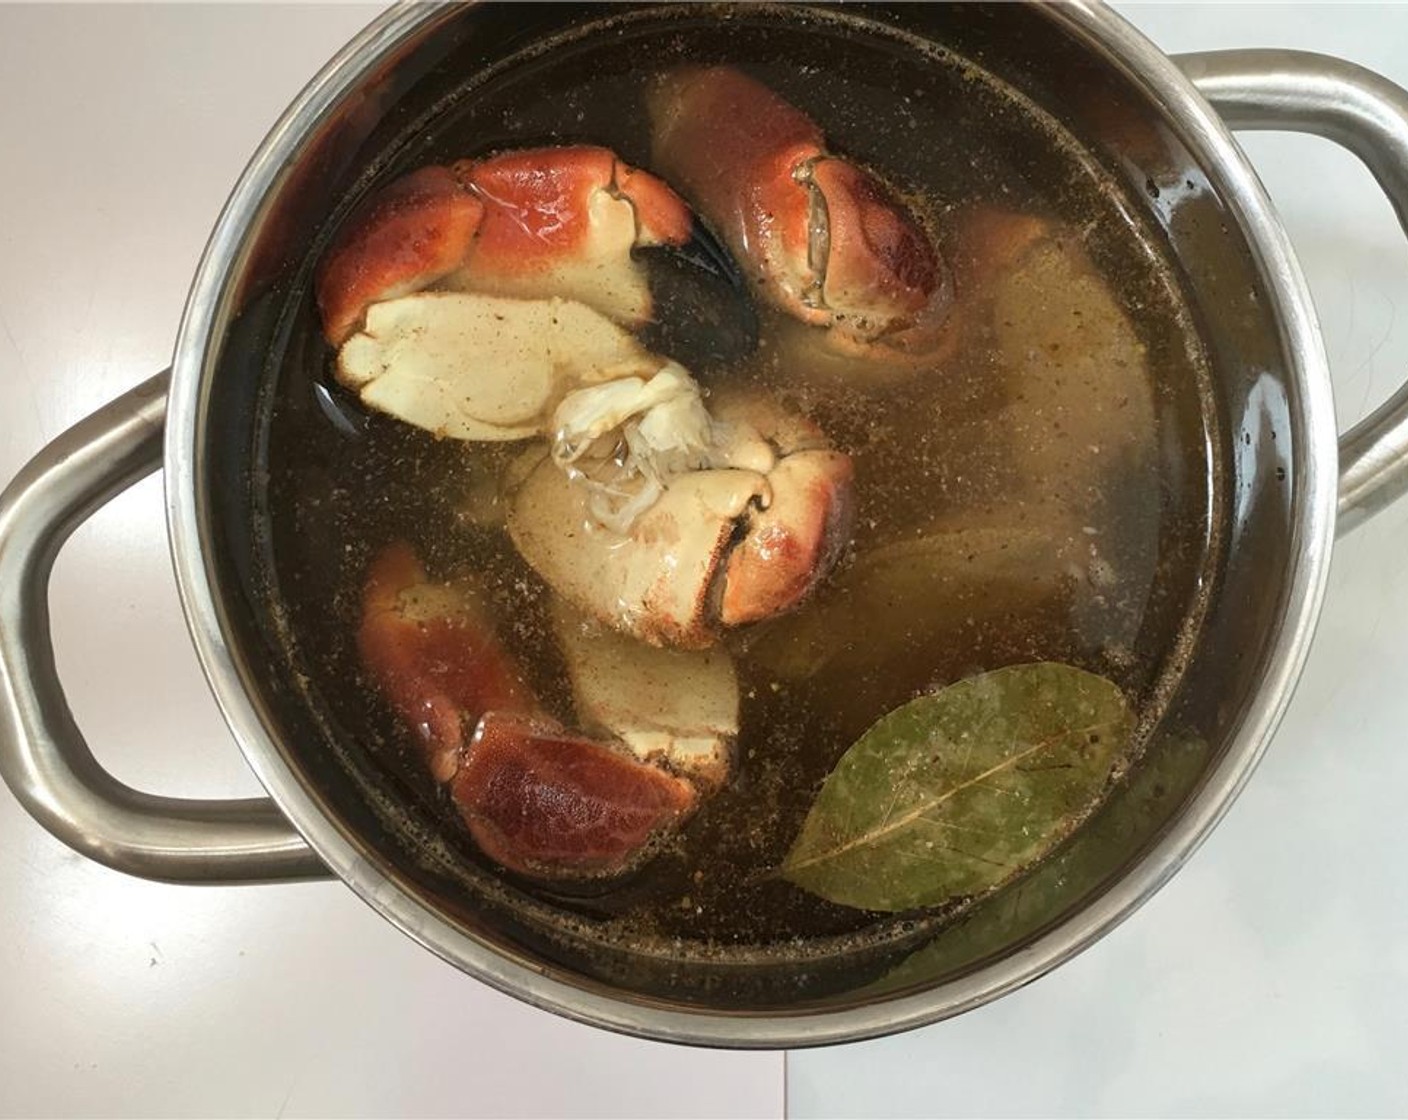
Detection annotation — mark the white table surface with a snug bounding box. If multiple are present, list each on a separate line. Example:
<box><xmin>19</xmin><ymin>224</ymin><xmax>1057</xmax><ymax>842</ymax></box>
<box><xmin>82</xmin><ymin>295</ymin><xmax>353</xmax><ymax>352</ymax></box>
<box><xmin>1</xmin><ymin>5</ymin><xmax>1404</xmax><ymax>1118</ymax></box>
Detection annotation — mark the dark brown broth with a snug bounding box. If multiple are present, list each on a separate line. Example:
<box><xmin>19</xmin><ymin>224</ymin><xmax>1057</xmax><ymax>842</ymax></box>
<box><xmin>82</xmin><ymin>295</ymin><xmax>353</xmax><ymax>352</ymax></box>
<box><xmin>265</xmin><ymin>12</ymin><xmax>1217</xmax><ymax>949</ymax></box>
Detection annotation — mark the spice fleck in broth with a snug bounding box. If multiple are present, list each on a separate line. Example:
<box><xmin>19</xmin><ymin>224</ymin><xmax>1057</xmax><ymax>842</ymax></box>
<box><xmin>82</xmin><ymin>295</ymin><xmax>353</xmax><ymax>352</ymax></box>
<box><xmin>263</xmin><ymin>10</ymin><xmax>1219</xmax><ymax>951</ymax></box>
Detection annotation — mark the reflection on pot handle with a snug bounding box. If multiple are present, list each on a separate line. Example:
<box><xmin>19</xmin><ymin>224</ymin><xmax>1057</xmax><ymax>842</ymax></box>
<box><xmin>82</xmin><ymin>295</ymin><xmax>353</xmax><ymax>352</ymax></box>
<box><xmin>0</xmin><ymin>372</ymin><xmax>328</xmax><ymax>883</ymax></box>
<box><xmin>1177</xmin><ymin>49</ymin><xmax>1408</xmax><ymax>537</ymax></box>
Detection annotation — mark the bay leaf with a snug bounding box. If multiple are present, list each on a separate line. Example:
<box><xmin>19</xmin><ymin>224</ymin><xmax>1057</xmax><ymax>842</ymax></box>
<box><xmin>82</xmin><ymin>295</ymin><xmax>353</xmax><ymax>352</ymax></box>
<box><xmin>781</xmin><ymin>662</ymin><xmax>1132</xmax><ymax>912</ymax></box>
<box><xmin>865</xmin><ymin>731</ymin><xmax>1211</xmax><ymax>994</ymax></box>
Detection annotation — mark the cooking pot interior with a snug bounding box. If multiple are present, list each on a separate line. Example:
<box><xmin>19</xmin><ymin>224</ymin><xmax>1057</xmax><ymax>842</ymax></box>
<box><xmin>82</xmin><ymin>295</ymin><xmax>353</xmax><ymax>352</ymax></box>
<box><xmin>196</xmin><ymin>2</ymin><xmax>1296</xmax><ymax>1014</ymax></box>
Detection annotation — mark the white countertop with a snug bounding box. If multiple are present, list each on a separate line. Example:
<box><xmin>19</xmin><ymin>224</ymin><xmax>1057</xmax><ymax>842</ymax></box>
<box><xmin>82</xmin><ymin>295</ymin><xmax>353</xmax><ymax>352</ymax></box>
<box><xmin>1</xmin><ymin>5</ymin><xmax>1405</xmax><ymax>1117</ymax></box>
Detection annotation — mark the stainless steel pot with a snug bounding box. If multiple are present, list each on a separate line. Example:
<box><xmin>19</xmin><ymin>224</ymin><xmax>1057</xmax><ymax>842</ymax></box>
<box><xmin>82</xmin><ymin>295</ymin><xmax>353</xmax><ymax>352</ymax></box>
<box><xmin>3</xmin><ymin>1</ymin><xmax>1408</xmax><ymax>1048</ymax></box>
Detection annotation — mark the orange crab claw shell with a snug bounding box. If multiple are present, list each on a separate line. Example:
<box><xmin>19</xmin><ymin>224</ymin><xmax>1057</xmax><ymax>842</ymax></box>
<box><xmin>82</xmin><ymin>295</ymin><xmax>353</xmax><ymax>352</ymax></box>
<box><xmin>456</xmin><ymin>146</ymin><xmax>691</xmax><ymax>260</ymax></box>
<box><xmin>448</xmin><ymin>145</ymin><xmax>693</xmax><ymax>327</ymax></box>
<box><xmin>648</xmin><ymin>67</ymin><xmax>827</xmax><ymax>322</ymax></box>
<box><xmin>316</xmin><ymin>166</ymin><xmax>484</xmax><ymax>346</ymax></box>
<box><xmin>358</xmin><ymin>542</ymin><xmax>533</xmax><ymax>782</ymax></box>
<box><xmin>720</xmin><ymin>450</ymin><xmax>855</xmax><ymax>627</ymax></box>
<box><xmin>450</xmin><ymin>712</ymin><xmax>698</xmax><ymax>880</ymax></box>
<box><xmin>651</xmin><ymin>65</ymin><xmax>949</xmax><ymax>350</ymax></box>
<box><xmin>813</xmin><ymin>158</ymin><xmax>943</xmax><ymax>332</ymax></box>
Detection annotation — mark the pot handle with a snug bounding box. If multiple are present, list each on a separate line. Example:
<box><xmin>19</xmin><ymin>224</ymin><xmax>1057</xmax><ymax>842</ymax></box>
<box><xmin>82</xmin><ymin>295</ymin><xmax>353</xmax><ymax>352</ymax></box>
<box><xmin>1176</xmin><ymin>49</ymin><xmax>1408</xmax><ymax>537</ymax></box>
<box><xmin>0</xmin><ymin>372</ymin><xmax>328</xmax><ymax>883</ymax></box>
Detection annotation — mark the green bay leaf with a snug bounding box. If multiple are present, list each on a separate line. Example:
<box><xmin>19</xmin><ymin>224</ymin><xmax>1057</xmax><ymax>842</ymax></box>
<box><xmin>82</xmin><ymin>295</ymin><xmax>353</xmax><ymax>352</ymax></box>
<box><xmin>864</xmin><ymin>731</ymin><xmax>1211</xmax><ymax>995</ymax></box>
<box><xmin>781</xmin><ymin>662</ymin><xmax>1133</xmax><ymax>912</ymax></box>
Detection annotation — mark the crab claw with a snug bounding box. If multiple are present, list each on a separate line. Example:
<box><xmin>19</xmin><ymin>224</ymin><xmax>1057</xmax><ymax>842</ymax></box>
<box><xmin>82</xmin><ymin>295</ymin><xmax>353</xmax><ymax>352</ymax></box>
<box><xmin>316</xmin><ymin>145</ymin><xmax>693</xmax><ymax>346</ymax></box>
<box><xmin>506</xmin><ymin>393</ymin><xmax>854</xmax><ymax>649</ymax></box>
<box><xmin>649</xmin><ymin>66</ymin><xmax>949</xmax><ymax>355</ymax></box>
<box><xmin>358</xmin><ymin>542</ymin><xmax>705</xmax><ymax>880</ymax></box>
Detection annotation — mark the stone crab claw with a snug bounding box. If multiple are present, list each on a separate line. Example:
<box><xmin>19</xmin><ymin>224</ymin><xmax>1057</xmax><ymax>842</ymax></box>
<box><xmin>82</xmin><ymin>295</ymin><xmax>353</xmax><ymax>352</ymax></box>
<box><xmin>506</xmin><ymin>390</ymin><xmax>855</xmax><ymax>649</ymax></box>
<box><xmin>648</xmin><ymin>66</ymin><xmax>951</xmax><ymax>360</ymax></box>
<box><xmin>316</xmin><ymin>145</ymin><xmax>694</xmax><ymax>347</ymax></box>
<box><xmin>358</xmin><ymin>542</ymin><xmax>738</xmax><ymax>880</ymax></box>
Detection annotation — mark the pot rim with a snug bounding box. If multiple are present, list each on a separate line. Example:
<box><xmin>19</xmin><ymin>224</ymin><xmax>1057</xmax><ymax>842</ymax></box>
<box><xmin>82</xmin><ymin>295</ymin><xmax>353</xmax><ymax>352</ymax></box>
<box><xmin>164</xmin><ymin>0</ymin><xmax>1336</xmax><ymax>1048</ymax></box>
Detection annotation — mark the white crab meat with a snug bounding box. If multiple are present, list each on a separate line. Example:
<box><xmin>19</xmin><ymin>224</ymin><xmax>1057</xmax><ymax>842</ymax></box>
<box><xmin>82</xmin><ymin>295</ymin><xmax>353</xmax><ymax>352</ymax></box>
<box><xmin>551</xmin><ymin>597</ymin><xmax>739</xmax><ymax>791</ymax></box>
<box><xmin>335</xmin><ymin>291</ymin><xmax>662</xmax><ymax>440</ymax></box>
<box><xmin>552</xmin><ymin>362</ymin><xmax>711</xmax><ymax>465</ymax></box>
<box><xmin>548</xmin><ymin>363</ymin><xmax>721</xmax><ymax>531</ymax></box>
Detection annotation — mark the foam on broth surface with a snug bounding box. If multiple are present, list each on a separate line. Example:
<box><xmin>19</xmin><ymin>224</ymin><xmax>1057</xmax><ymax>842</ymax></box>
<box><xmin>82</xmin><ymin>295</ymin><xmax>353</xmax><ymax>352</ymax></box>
<box><xmin>262</xmin><ymin>8</ymin><xmax>1219</xmax><ymax>953</ymax></box>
